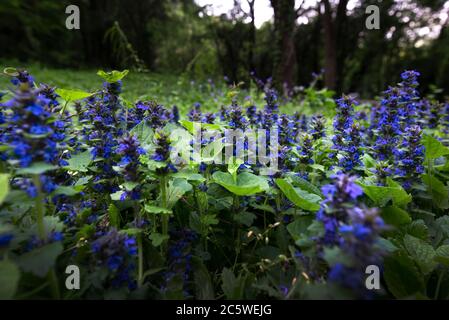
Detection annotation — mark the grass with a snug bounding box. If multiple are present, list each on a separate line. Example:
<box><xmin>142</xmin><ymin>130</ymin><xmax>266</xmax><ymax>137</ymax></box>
<box><xmin>0</xmin><ymin>62</ymin><xmax>335</xmax><ymax>116</ymax></box>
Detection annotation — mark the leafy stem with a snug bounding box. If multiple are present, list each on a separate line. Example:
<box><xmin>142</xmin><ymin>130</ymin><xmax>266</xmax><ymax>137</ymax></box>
<box><xmin>32</xmin><ymin>174</ymin><xmax>46</xmax><ymax>240</ymax></box>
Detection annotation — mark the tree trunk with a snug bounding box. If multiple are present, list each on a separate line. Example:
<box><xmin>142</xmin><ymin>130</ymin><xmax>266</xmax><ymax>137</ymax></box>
<box><xmin>321</xmin><ymin>0</ymin><xmax>348</xmax><ymax>91</ymax></box>
<box><xmin>271</xmin><ymin>0</ymin><xmax>297</xmax><ymax>95</ymax></box>
<box><xmin>247</xmin><ymin>0</ymin><xmax>256</xmax><ymax>73</ymax></box>
<box><xmin>322</xmin><ymin>0</ymin><xmax>337</xmax><ymax>90</ymax></box>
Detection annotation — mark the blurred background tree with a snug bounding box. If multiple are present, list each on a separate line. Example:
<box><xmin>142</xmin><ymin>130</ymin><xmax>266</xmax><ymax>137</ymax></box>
<box><xmin>0</xmin><ymin>0</ymin><xmax>448</xmax><ymax>97</ymax></box>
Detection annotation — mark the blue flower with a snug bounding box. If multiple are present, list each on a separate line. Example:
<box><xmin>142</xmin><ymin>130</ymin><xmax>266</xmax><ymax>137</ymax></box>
<box><xmin>0</xmin><ymin>234</ymin><xmax>14</xmax><ymax>247</ymax></box>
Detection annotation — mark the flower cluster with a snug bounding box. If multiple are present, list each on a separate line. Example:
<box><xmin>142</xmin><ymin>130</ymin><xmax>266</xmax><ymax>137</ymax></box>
<box><xmin>316</xmin><ymin>174</ymin><xmax>386</xmax><ymax>298</ymax></box>
<box><xmin>163</xmin><ymin>228</ymin><xmax>197</xmax><ymax>297</ymax></box>
<box><xmin>117</xmin><ymin>134</ymin><xmax>146</xmax><ymax>200</ymax></box>
<box><xmin>1</xmin><ymin>83</ymin><xmax>67</xmax><ymax>196</ymax></box>
<box><xmin>394</xmin><ymin>125</ymin><xmax>425</xmax><ymax>189</ymax></box>
<box><xmin>332</xmin><ymin>96</ymin><xmax>363</xmax><ymax>171</ymax></box>
<box><xmin>316</xmin><ymin>174</ymin><xmax>364</xmax><ymax>246</ymax></box>
<box><xmin>90</xmin><ymin>228</ymin><xmax>138</xmax><ymax>289</ymax></box>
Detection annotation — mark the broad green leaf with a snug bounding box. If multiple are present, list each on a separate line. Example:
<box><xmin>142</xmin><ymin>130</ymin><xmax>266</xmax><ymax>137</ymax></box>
<box><xmin>359</xmin><ymin>184</ymin><xmax>393</xmax><ymax>207</ymax></box>
<box><xmin>233</xmin><ymin>211</ymin><xmax>256</xmax><ymax>226</ymax></box>
<box><xmin>213</xmin><ymin>171</ymin><xmax>268</xmax><ymax>196</ymax></box>
<box><xmin>358</xmin><ymin>179</ymin><xmax>411</xmax><ymax>208</ymax></box>
<box><xmin>122</xmin><ymin>181</ymin><xmax>139</xmax><ymax>191</ymax></box>
<box><xmin>406</xmin><ymin>220</ymin><xmax>429</xmax><ymax>241</ymax></box>
<box><xmin>286</xmin><ymin>216</ymin><xmax>314</xmax><ymax>239</ymax></box>
<box><xmin>149</xmin><ymin>233</ymin><xmax>169</xmax><ymax>247</ymax></box>
<box><xmin>65</xmin><ymin>151</ymin><xmax>92</xmax><ymax>172</ymax></box>
<box><xmin>172</xmin><ymin>171</ymin><xmax>205</xmax><ymax>183</ymax></box>
<box><xmin>166</xmin><ymin>178</ymin><xmax>192</xmax><ymax>208</ymax></box>
<box><xmin>381</xmin><ymin>206</ymin><xmax>411</xmax><ymax>227</ymax></box>
<box><xmin>179</xmin><ymin>120</ymin><xmax>204</xmax><ymax>135</ymax></box>
<box><xmin>192</xmin><ymin>257</ymin><xmax>215</xmax><ymax>300</ymax></box>
<box><xmin>403</xmin><ymin>234</ymin><xmax>437</xmax><ymax>275</ymax></box>
<box><xmin>16</xmin><ymin>162</ymin><xmax>57</xmax><ymax>175</ymax></box>
<box><xmin>129</xmin><ymin>121</ymin><xmax>153</xmax><ymax>150</ymax></box>
<box><xmin>201</xmin><ymin>138</ymin><xmax>225</xmax><ymax>163</ymax></box>
<box><xmin>287</xmin><ymin>174</ymin><xmax>322</xmax><ymax>196</ymax></box>
<box><xmin>0</xmin><ymin>260</ymin><xmax>20</xmax><ymax>299</ymax></box>
<box><xmin>0</xmin><ymin>173</ymin><xmax>10</xmax><ymax>205</ymax></box>
<box><xmin>52</xmin><ymin>186</ymin><xmax>82</xmax><ymax>196</ymax></box>
<box><xmin>276</xmin><ymin>178</ymin><xmax>321</xmax><ymax>211</ymax></box>
<box><xmin>384</xmin><ymin>250</ymin><xmax>425</xmax><ymax>298</ymax></box>
<box><xmin>110</xmin><ymin>190</ymin><xmax>124</xmax><ymax>201</ymax></box>
<box><xmin>221</xmin><ymin>267</ymin><xmax>246</xmax><ymax>299</ymax></box>
<box><xmin>201</xmin><ymin>214</ymin><xmax>219</xmax><ymax>226</ymax></box>
<box><xmin>97</xmin><ymin>69</ymin><xmax>129</xmax><ymax>83</ymax></box>
<box><xmin>436</xmin><ymin>216</ymin><xmax>449</xmax><ymax>238</ymax></box>
<box><xmin>55</xmin><ymin>88</ymin><xmax>92</xmax><ymax>102</ymax></box>
<box><xmin>422</xmin><ymin>174</ymin><xmax>449</xmax><ymax>209</ymax></box>
<box><xmin>386</xmin><ymin>178</ymin><xmax>413</xmax><ymax>207</ymax></box>
<box><xmin>17</xmin><ymin>242</ymin><xmax>63</xmax><ymax>277</ymax></box>
<box><xmin>422</xmin><ymin>135</ymin><xmax>449</xmax><ymax>160</ymax></box>
<box><xmin>144</xmin><ymin>204</ymin><xmax>172</xmax><ymax>215</ymax></box>
<box><xmin>435</xmin><ymin>245</ymin><xmax>449</xmax><ymax>266</ymax></box>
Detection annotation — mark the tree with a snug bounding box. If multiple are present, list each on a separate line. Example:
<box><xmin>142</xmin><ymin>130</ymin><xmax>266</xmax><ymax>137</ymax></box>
<box><xmin>320</xmin><ymin>0</ymin><xmax>348</xmax><ymax>91</ymax></box>
<box><xmin>270</xmin><ymin>0</ymin><xmax>297</xmax><ymax>94</ymax></box>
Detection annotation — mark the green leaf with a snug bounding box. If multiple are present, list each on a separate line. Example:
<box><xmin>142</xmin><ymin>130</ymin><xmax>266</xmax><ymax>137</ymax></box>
<box><xmin>179</xmin><ymin>120</ymin><xmax>197</xmax><ymax>134</ymax></box>
<box><xmin>108</xmin><ymin>204</ymin><xmax>120</xmax><ymax>228</ymax></box>
<box><xmin>221</xmin><ymin>267</ymin><xmax>246</xmax><ymax>299</ymax></box>
<box><xmin>0</xmin><ymin>260</ymin><xmax>20</xmax><ymax>299</ymax></box>
<box><xmin>144</xmin><ymin>204</ymin><xmax>172</xmax><ymax>215</ymax></box>
<box><xmin>422</xmin><ymin>174</ymin><xmax>449</xmax><ymax>209</ymax></box>
<box><xmin>166</xmin><ymin>178</ymin><xmax>192</xmax><ymax>208</ymax></box>
<box><xmin>213</xmin><ymin>171</ymin><xmax>268</xmax><ymax>196</ymax></box>
<box><xmin>287</xmin><ymin>174</ymin><xmax>322</xmax><ymax>196</ymax></box>
<box><xmin>52</xmin><ymin>186</ymin><xmax>82</xmax><ymax>196</ymax></box>
<box><xmin>436</xmin><ymin>216</ymin><xmax>449</xmax><ymax>238</ymax></box>
<box><xmin>406</xmin><ymin>220</ymin><xmax>429</xmax><ymax>241</ymax></box>
<box><xmin>172</xmin><ymin>171</ymin><xmax>205</xmax><ymax>183</ymax></box>
<box><xmin>65</xmin><ymin>151</ymin><xmax>92</xmax><ymax>172</ymax></box>
<box><xmin>381</xmin><ymin>206</ymin><xmax>411</xmax><ymax>227</ymax></box>
<box><xmin>16</xmin><ymin>162</ymin><xmax>57</xmax><ymax>175</ymax></box>
<box><xmin>358</xmin><ymin>179</ymin><xmax>411</xmax><ymax>208</ymax></box>
<box><xmin>110</xmin><ymin>190</ymin><xmax>124</xmax><ymax>201</ymax></box>
<box><xmin>201</xmin><ymin>214</ymin><xmax>219</xmax><ymax>226</ymax></box>
<box><xmin>286</xmin><ymin>216</ymin><xmax>314</xmax><ymax>239</ymax></box>
<box><xmin>403</xmin><ymin>234</ymin><xmax>437</xmax><ymax>275</ymax></box>
<box><xmin>97</xmin><ymin>69</ymin><xmax>129</xmax><ymax>83</ymax></box>
<box><xmin>233</xmin><ymin>211</ymin><xmax>256</xmax><ymax>226</ymax></box>
<box><xmin>323</xmin><ymin>247</ymin><xmax>351</xmax><ymax>267</ymax></box>
<box><xmin>227</xmin><ymin>157</ymin><xmax>244</xmax><ymax>182</ymax></box>
<box><xmin>435</xmin><ymin>245</ymin><xmax>449</xmax><ymax>266</ymax></box>
<box><xmin>192</xmin><ymin>257</ymin><xmax>215</xmax><ymax>300</ymax></box>
<box><xmin>17</xmin><ymin>242</ymin><xmax>63</xmax><ymax>277</ymax></box>
<box><xmin>129</xmin><ymin>121</ymin><xmax>153</xmax><ymax>151</ymax></box>
<box><xmin>149</xmin><ymin>233</ymin><xmax>169</xmax><ymax>247</ymax></box>
<box><xmin>0</xmin><ymin>173</ymin><xmax>10</xmax><ymax>205</ymax></box>
<box><xmin>55</xmin><ymin>88</ymin><xmax>92</xmax><ymax>102</ymax></box>
<box><xmin>386</xmin><ymin>178</ymin><xmax>413</xmax><ymax>207</ymax></box>
<box><xmin>122</xmin><ymin>181</ymin><xmax>139</xmax><ymax>191</ymax></box>
<box><xmin>384</xmin><ymin>250</ymin><xmax>425</xmax><ymax>298</ymax></box>
<box><xmin>422</xmin><ymin>135</ymin><xmax>449</xmax><ymax>160</ymax></box>
<box><xmin>276</xmin><ymin>178</ymin><xmax>321</xmax><ymax>211</ymax></box>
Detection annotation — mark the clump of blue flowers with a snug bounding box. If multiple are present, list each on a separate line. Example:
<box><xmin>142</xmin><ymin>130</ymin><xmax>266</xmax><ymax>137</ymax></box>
<box><xmin>90</xmin><ymin>228</ymin><xmax>138</xmax><ymax>290</ymax></box>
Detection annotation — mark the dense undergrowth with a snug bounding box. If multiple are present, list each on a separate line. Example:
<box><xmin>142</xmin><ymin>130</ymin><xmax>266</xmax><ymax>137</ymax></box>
<box><xmin>0</xmin><ymin>67</ymin><xmax>448</xmax><ymax>300</ymax></box>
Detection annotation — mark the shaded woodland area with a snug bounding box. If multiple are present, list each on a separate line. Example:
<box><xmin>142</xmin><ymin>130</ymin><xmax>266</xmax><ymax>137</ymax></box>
<box><xmin>0</xmin><ymin>0</ymin><xmax>448</xmax><ymax>96</ymax></box>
